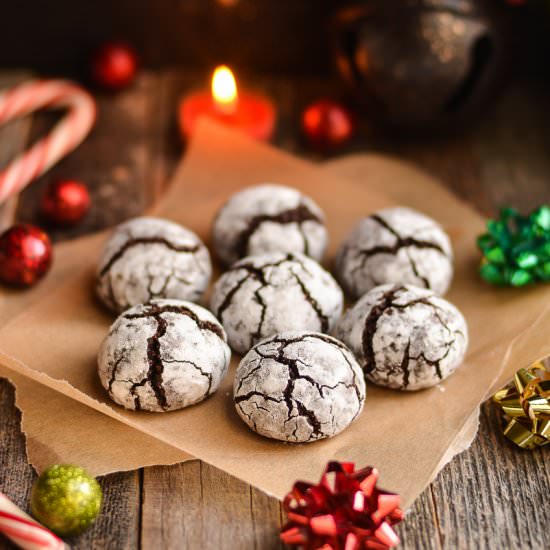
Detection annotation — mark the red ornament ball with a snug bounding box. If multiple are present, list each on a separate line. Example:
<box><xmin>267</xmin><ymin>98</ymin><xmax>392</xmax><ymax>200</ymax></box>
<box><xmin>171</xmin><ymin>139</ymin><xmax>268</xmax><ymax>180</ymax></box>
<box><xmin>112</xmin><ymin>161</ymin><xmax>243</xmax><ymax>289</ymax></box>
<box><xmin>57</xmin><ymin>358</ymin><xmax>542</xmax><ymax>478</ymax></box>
<box><xmin>302</xmin><ymin>99</ymin><xmax>354</xmax><ymax>151</ymax></box>
<box><xmin>91</xmin><ymin>41</ymin><xmax>138</xmax><ymax>91</ymax></box>
<box><xmin>41</xmin><ymin>179</ymin><xmax>91</xmax><ymax>226</ymax></box>
<box><xmin>0</xmin><ymin>224</ymin><xmax>52</xmax><ymax>287</ymax></box>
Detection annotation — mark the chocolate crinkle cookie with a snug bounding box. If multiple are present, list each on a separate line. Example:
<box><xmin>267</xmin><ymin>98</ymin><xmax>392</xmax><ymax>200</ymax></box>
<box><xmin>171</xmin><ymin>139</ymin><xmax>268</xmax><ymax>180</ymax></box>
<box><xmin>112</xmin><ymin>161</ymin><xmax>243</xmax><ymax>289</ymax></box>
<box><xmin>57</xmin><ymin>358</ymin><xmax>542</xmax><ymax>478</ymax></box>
<box><xmin>234</xmin><ymin>331</ymin><xmax>366</xmax><ymax>443</ymax></box>
<box><xmin>335</xmin><ymin>207</ymin><xmax>453</xmax><ymax>299</ymax></box>
<box><xmin>96</xmin><ymin>217</ymin><xmax>211</xmax><ymax>313</ymax></box>
<box><xmin>210</xmin><ymin>252</ymin><xmax>343</xmax><ymax>354</ymax></box>
<box><xmin>334</xmin><ymin>284</ymin><xmax>468</xmax><ymax>391</ymax></box>
<box><xmin>212</xmin><ymin>183</ymin><xmax>328</xmax><ymax>266</ymax></box>
<box><xmin>98</xmin><ymin>299</ymin><xmax>231</xmax><ymax>412</ymax></box>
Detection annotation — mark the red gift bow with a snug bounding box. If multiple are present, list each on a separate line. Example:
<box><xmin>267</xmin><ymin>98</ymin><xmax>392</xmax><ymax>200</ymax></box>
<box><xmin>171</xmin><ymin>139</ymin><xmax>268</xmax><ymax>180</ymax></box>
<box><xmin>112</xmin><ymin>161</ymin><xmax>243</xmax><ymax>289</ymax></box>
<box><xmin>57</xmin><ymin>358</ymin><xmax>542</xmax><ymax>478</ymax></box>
<box><xmin>280</xmin><ymin>462</ymin><xmax>404</xmax><ymax>550</ymax></box>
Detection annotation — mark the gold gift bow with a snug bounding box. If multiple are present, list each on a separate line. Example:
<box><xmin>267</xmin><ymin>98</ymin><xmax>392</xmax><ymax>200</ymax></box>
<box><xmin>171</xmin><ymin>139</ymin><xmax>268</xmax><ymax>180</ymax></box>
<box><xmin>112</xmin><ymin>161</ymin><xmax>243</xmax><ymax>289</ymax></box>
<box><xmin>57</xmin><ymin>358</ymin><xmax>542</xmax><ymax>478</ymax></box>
<box><xmin>493</xmin><ymin>362</ymin><xmax>550</xmax><ymax>449</ymax></box>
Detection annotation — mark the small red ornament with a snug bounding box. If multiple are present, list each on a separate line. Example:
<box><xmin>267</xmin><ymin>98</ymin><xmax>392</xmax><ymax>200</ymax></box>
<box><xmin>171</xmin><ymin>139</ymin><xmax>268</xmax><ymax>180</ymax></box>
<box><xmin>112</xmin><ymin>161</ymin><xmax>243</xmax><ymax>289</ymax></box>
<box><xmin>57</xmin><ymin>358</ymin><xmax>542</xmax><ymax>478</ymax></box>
<box><xmin>91</xmin><ymin>41</ymin><xmax>138</xmax><ymax>91</ymax></box>
<box><xmin>280</xmin><ymin>461</ymin><xmax>404</xmax><ymax>550</ymax></box>
<box><xmin>302</xmin><ymin>100</ymin><xmax>354</xmax><ymax>151</ymax></box>
<box><xmin>41</xmin><ymin>179</ymin><xmax>91</xmax><ymax>226</ymax></box>
<box><xmin>0</xmin><ymin>224</ymin><xmax>52</xmax><ymax>287</ymax></box>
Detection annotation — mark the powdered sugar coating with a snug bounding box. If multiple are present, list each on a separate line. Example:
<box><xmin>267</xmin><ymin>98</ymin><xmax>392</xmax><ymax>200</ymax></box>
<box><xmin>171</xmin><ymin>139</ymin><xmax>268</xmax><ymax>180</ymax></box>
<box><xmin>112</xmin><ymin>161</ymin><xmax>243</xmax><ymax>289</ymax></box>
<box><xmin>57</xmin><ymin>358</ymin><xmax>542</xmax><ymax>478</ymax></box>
<box><xmin>210</xmin><ymin>252</ymin><xmax>344</xmax><ymax>354</ymax></box>
<box><xmin>98</xmin><ymin>299</ymin><xmax>231</xmax><ymax>412</ymax></box>
<box><xmin>334</xmin><ymin>284</ymin><xmax>468</xmax><ymax>391</ymax></box>
<box><xmin>96</xmin><ymin>217</ymin><xmax>211</xmax><ymax>313</ymax></box>
<box><xmin>212</xmin><ymin>184</ymin><xmax>328</xmax><ymax>266</ymax></box>
<box><xmin>335</xmin><ymin>207</ymin><xmax>453</xmax><ymax>299</ymax></box>
<box><xmin>234</xmin><ymin>331</ymin><xmax>366</xmax><ymax>443</ymax></box>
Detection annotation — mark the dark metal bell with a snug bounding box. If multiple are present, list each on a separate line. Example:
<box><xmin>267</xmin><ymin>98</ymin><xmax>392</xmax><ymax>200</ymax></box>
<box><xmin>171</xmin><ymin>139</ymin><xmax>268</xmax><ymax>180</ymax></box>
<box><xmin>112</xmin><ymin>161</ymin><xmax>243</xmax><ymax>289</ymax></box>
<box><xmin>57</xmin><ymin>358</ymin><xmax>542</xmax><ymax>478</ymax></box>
<box><xmin>333</xmin><ymin>0</ymin><xmax>513</xmax><ymax>132</ymax></box>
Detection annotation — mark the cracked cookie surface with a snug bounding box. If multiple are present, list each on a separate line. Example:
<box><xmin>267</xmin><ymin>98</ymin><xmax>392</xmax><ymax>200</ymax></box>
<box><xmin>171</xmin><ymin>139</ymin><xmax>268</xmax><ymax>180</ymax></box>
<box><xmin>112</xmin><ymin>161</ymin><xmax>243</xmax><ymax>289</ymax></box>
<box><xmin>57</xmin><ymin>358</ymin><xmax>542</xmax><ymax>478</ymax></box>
<box><xmin>334</xmin><ymin>284</ymin><xmax>468</xmax><ymax>391</ymax></box>
<box><xmin>335</xmin><ymin>207</ymin><xmax>453</xmax><ymax>299</ymax></box>
<box><xmin>212</xmin><ymin>184</ymin><xmax>328</xmax><ymax>266</ymax></box>
<box><xmin>210</xmin><ymin>252</ymin><xmax>343</xmax><ymax>354</ymax></box>
<box><xmin>98</xmin><ymin>299</ymin><xmax>231</xmax><ymax>412</ymax></box>
<box><xmin>234</xmin><ymin>331</ymin><xmax>365</xmax><ymax>443</ymax></box>
<box><xmin>96</xmin><ymin>217</ymin><xmax>212</xmax><ymax>313</ymax></box>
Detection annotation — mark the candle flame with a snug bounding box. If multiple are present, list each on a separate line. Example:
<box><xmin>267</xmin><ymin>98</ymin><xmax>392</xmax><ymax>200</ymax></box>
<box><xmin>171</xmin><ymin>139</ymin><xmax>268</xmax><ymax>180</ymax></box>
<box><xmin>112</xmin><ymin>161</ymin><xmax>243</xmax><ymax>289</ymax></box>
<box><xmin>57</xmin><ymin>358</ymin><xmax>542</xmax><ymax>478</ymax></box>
<box><xmin>212</xmin><ymin>65</ymin><xmax>238</xmax><ymax>114</ymax></box>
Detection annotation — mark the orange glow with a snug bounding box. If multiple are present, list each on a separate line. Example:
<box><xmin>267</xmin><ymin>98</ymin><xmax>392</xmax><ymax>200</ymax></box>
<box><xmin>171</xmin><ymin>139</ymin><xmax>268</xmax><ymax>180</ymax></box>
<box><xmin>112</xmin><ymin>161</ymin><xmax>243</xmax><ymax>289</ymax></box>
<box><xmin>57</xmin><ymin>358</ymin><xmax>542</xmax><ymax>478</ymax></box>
<box><xmin>211</xmin><ymin>65</ymin><xmax>238</xmax><ymax>114</ymax></box>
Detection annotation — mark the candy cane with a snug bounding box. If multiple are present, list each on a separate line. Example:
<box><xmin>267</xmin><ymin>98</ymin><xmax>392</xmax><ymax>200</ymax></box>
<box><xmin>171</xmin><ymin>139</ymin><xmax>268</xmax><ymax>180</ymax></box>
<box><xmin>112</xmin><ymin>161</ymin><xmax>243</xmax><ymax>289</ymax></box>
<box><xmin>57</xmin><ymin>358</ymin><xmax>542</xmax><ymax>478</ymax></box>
<box><xmin>0</xmin><ymin>493</ymin><xmax>66</xmax><ymax>550</ymax></box>
<box><xmin>0</xmin><ymin>79</ymin><xmax>96</xmax><ymax>205</ymax></box>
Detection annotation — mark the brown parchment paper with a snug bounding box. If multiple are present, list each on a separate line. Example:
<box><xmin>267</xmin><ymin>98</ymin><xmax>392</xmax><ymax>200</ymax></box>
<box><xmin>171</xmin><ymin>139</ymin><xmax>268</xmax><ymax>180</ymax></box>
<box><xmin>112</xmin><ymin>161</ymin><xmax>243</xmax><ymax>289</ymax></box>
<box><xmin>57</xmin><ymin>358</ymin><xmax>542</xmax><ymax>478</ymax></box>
<box><xmin>0</xmin><ymin>153</ymin><xmax>477</xmax><ymax>480</ymax></box>
<box><xmin>0</xmin><ymin>152</ymin><xmax>477</xmax><ymax>482</ymax></box>
<box><xmin>2</xmin><ymin>120</ymin><xmax>549</xmax><ymax>508</ymax></box>
<box><xmin>0</xmin><ymin>366</ymin><xmax>189</xmax><ymax>475</ymax></box>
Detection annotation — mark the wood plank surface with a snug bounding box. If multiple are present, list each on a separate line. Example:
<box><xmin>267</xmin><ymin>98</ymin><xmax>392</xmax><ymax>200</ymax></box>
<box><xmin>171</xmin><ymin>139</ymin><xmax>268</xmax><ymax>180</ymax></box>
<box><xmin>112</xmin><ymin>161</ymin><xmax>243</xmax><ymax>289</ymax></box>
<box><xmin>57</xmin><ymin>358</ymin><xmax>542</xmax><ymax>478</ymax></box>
<box><xmin>1</xmin><ymin>70</ymin><xmax>549</xmax><ymax>550</ymax></box>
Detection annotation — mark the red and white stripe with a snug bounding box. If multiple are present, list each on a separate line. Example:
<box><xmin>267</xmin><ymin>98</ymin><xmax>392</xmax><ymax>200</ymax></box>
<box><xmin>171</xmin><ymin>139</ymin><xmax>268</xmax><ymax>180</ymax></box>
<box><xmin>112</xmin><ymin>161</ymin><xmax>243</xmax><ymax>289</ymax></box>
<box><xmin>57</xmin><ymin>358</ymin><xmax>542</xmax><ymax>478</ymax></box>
<box><xmin>0</xmin><ymin>492</ymin><xmax>66</xmax><ymax>550</ymax></box>
<box><xmin>0</xmin><ymin>79</ymin><xmax>96</xmax><ymax>204</ymax></box>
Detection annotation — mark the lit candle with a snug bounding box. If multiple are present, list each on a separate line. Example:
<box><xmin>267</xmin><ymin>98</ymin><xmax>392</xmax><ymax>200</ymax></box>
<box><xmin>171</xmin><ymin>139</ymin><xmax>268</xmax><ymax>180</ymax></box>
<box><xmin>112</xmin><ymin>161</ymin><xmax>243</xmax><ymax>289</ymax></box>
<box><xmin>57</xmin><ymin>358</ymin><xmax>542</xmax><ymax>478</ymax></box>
<box><xmin>179</xmin><ymin>65</ymin><xmax>276</xmax><ymax>141</ymax></box>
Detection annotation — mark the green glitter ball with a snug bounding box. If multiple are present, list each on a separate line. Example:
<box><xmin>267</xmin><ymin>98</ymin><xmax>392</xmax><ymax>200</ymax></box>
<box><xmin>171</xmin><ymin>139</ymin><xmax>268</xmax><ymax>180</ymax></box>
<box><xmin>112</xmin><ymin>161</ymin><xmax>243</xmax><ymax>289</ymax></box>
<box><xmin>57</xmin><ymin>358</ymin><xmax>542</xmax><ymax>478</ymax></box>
<box><xmin>31</xmin><ymin>464</ymin><xmax>102</xmax><ymax>537</ymax></box>
<box><xmin>477</xmin><ymin>205</ymin><xmax>550</xmax><ymax>287</ymax></box>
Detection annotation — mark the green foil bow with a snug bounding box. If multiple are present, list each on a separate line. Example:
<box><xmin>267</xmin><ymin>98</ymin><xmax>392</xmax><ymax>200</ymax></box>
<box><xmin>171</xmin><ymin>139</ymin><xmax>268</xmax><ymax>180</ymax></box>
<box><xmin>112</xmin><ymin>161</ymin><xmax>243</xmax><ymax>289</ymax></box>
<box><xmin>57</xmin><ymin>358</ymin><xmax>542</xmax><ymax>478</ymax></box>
<box><xmin>493</xmin><ymin>362</ymin><xmax>550</xmax><ymax>449</ymax></box>
<box><xmin>477</xmin><ymin>205</ymin><xmax>550</xmax><ymax>286</ymax></box>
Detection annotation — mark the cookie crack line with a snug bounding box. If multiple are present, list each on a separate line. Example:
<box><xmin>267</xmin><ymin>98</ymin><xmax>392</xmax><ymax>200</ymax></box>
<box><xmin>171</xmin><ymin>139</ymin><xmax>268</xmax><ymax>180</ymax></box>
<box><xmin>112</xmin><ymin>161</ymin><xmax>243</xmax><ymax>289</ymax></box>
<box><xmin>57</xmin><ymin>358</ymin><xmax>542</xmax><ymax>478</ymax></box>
<box><xmin>233</xmin><ymin>203</ymin><xmax>322</xmax><ymax>259</ymax></box>
<box><xmin>400</xmin><ymin>340</ymin><xmax>412</xmax><ymax>389</ymax></box>
<box><xmin>294</xmin><ymin>358</ymin><xmax>358</xmax><ymax>398</ymax></box>
<box><xmin>235</xmin><ymin>390</ymin><xmax>285</xmax><ymax>404</ymax></box>
<box><xmin>251</xmin><ymin>287</ymin><xmax>268</xmax><ymax>347</ymax></box>
<box><xmin>357</xmin><ymin>214</ymin><xmax>447</xmax><ymax>264</ymax></box>
<box><xmin>162</xmin><ymin>358</ymin><xmax>214</xmax><ymax>395</ymax></box>
<box><xmin>269</xmin><ymin>332</ymin><xmax>351</xmax><ymax>353</ymax></box>
<box><xmin>236</xmin><ymin>334</ymin><xmax>363</xmax><ymax>442</ymax></box>
<box><xmin>125</xmin><ymin>302</ymin><xmax>225</xmax><ymax>341</ymax></box>
<box><xmin>125</xmin><ymin>309</ymin><xmax>221</xmax><ymax>411</ymax></box>
<box><xmin>145</xmin><ymin>268</ymin><xmax>182</xmax><ymax>303</ymax></box>
<box><xmin>362</xmin><ymin>286</ymin><xmax>458</xmax><ymax>380</ymax></box>
<box><xmin>99</xmin><ymin>236</ymin><xmax>201</xmax><ymax>276</ymax></box>
<box><xmin>362</xmin><ymin>286</ymin><xmax>407</xmax><ymax>376</ymax></box>
<box><xmin>129</xmin><ymin>310</ymin><xmax>169</xmax><ymax>411</ymax></box>
<box><xmin>410</xmin><ymin>342</ymin><xmax>456</xmax><ymax>381</ymax></box>
<box><xmin>362</xmin><ymin>286</ymin><xmax>456</xmax><ymax>377</ymax></box>
<box><xmin>257</xmin><ymin>335</ymin><xmax>357</xmax><ymax>440</ymax></box>
<box><xmin>297</xmin><ymin>224</ymin><xmax>311</xmax><ymax>256</ymax></box>
<box><xmin>291</xmin><ymin>271</ymin><xmax>330</xmax><ymax>332</ymax></box>
<box><xmin>214</xmin><ymin>254</ymin><xmax>295</xmax><ymax>321</ymax></box>
<box><xmin>107</xmin><ymin>353</ymin><xmax>127</xmax><ymax>395</ymax></box>
<box><xmin>235</xmin><ymin>362</ymin><xmax>265</xmax><ymax>394</ymax></box>
<box><xmin>407</xmin><ymin>251</ymin><xmax>430</xmax><ymax>289</ymax></box>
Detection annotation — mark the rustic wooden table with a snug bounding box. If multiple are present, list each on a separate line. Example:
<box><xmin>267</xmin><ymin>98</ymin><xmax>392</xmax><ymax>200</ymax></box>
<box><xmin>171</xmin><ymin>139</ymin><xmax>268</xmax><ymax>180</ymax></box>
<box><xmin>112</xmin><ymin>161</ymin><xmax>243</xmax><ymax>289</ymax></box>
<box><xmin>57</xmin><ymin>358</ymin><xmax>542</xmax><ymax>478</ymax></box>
<box><xmin>0</xmin><ymin>70</ymin><xmax>549</xmax><ymax>550</ymax></box>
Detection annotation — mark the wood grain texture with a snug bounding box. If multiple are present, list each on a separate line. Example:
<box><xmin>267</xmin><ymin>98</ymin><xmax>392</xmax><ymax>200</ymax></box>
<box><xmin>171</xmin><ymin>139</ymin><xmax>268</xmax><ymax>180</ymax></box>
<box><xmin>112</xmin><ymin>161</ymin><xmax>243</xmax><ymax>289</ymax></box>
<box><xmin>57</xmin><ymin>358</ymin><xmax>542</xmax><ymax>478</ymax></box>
<box><xmin>0</xmin><ymin>380</ymin><xmax>35</xmax><ymax>550</ymax></box>
<box><xmin>430</xmin><ymin>400</ymin><xmax>550</xmax><ymax>550</ymax></box>
<box><xmin>142</xmin><ymin>461</ymin><xmax>286</xmax><ymax>550</ymax></box>
<box><xmin>142</xmin><ymin>462</ymin><xmax>203</xmax><ymax>549</ymax></box>
<box><xmin>1</xmin><ymin>70</ymin><xmax>550</xmax><ymax>550</ymax></box>
<box><xmin>0</xmin><ymin>384</ymin><xmax>141</xmax><ymax>550</ymax></box>
<box><xmin>71</xmin><ymin>472</ymin><xmax>141</xmax><ymax>550</ymax></box>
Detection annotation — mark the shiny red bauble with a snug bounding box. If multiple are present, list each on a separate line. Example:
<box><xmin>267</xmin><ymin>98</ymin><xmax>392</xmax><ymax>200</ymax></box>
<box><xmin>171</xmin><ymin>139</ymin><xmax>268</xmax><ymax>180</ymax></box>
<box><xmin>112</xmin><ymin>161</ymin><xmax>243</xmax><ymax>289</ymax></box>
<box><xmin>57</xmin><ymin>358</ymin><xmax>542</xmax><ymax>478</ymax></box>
<box><xmin>41</xmin><ymin>179</ymin><xmax>91</xmax><ymax>226</ymax></box>
<box><xmin>301</xmin><ymin>99</ymin><xmax>354</xmax><ymax>151</ymax></box>
<box><xmin>0</xmin><ymin>224</ymin><xmax>52</xmax><ymax>287</ymax></box>
<box><xmin>91</xmin><ymin>41</ymin><xmax>138</xmax><ymax>91</ymax></box>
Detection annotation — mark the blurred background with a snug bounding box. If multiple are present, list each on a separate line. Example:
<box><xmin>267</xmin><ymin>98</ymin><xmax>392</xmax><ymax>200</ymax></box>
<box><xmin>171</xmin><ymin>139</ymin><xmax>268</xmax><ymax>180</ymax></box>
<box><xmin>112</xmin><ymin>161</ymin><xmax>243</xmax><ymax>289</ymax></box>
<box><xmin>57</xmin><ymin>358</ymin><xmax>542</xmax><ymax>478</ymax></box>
<box><xmin>0</xmin><ymin>0</ymin><xmax>549</xmax><ymax>134</ymax></box>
